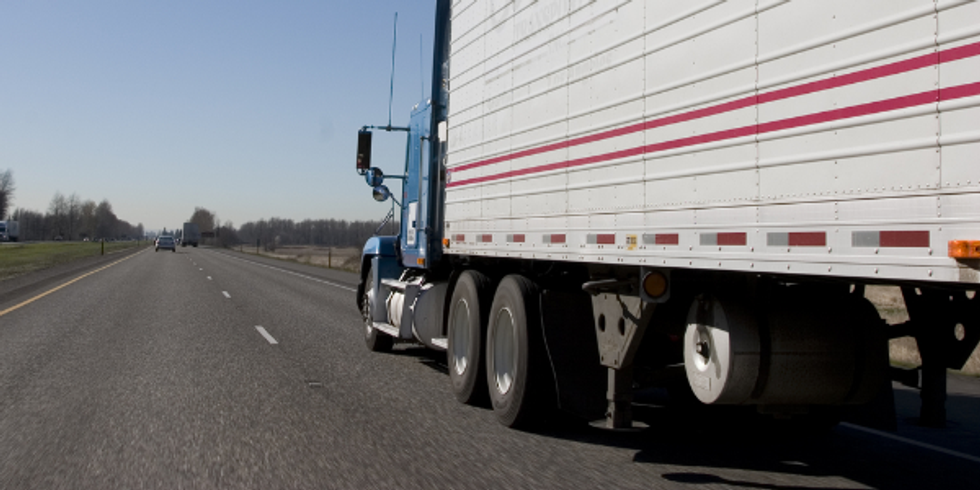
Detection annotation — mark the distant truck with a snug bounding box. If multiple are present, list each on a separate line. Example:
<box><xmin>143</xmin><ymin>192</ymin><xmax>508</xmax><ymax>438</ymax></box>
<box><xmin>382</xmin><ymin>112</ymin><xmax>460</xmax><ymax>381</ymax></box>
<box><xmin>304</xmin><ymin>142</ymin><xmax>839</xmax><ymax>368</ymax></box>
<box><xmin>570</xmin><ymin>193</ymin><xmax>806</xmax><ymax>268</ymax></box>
<box><xmin>0</xmin><ymin>220</ymin><xmax>18</xmax><ymax>242</ymax></box>
<box><xmin>182</xmin><ymin>222</ymin><xmax>200</xmax><ymax>247</ymax></box>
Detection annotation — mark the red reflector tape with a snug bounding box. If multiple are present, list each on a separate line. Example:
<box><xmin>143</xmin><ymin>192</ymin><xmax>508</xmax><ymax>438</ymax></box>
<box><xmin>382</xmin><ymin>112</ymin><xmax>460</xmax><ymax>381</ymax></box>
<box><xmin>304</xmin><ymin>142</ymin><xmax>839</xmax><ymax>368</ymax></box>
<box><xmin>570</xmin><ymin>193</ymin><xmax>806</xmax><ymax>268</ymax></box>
<box><xmin>788</xmin><ymin>232</ymin><xmax>826</xmax><ymax>247</ymax></box>
<box><xmin>717</xmin><ymin>232</ymin><xmax>747</xmax><ymax>246</ymax></box>
<box><xmin>880</xmin><ymin>231</ymin><xmax>930</xmax><ymax>248</ymax></box>
<box><xmin>596</xmin><ymin>234</ymin><xmax>615</xmax><ymax>245</ymax></box>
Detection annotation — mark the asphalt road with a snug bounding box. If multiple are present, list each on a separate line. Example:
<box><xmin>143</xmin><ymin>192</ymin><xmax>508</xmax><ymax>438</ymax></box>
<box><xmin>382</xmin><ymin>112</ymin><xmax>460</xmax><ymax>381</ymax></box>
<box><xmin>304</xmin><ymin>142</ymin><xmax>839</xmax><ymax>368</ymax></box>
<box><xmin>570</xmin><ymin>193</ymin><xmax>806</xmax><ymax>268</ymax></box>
<box><xmin>1</xmin><ymin>247</ymin><xmax>978</xmax><ymax>489</ymax></box>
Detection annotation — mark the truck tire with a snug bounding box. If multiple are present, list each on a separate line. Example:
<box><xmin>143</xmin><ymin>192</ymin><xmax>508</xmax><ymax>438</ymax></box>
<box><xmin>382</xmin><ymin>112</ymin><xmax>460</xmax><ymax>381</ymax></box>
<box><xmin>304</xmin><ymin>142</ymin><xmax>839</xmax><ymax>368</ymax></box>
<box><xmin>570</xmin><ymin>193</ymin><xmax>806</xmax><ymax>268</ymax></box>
<box><xmin>448</xmin><ymin>270</ymin><xmax>493</xmax><ymax>405</ymax></box>
<box><xmin>362</xmin><ymin>263</ymin><xmax>393</xmax><ymax>353</ymax></box>
<box><xmin>486</xmin><ymin>274</ymin><xmax>553</xmax><ymax>428</ymax></box>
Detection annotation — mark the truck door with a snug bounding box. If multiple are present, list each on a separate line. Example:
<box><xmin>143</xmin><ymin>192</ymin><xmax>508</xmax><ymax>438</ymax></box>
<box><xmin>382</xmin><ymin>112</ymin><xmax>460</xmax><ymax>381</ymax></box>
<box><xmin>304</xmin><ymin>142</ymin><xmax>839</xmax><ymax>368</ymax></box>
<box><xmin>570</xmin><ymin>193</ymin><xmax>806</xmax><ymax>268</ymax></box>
<box><xmin>401</xmin><ymin>102</ymin><xmax>432</xmax><ymax>269</ymax></box>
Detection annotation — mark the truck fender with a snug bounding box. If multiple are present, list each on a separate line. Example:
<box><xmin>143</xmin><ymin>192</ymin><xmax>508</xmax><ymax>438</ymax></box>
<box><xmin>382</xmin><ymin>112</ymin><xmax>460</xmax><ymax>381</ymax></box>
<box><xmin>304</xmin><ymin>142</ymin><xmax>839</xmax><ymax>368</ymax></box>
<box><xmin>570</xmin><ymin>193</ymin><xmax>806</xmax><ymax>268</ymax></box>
<box><xmin>357</xmin><ymin>236</ymin><xmax>399</xmax><ymax>310</ymax></box>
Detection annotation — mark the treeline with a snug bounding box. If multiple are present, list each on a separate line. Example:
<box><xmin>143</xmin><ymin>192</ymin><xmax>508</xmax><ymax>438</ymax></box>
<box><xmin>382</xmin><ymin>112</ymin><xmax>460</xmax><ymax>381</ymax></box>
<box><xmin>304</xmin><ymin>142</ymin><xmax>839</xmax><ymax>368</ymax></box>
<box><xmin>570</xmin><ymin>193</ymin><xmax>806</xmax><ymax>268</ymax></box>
<box><xmin>236</xmin><ymin>217</ymin><xmax>398</xmax><ymax>250</ymax></box>
<box><xmin>0</xmin><ymin>169</ymin><xmax>13</xmax><ymax>220</ymax></box>
<box><xmin>11</xmin><ymin>192</ymin><xmax>143</xmax><ymax>241</ymax></box>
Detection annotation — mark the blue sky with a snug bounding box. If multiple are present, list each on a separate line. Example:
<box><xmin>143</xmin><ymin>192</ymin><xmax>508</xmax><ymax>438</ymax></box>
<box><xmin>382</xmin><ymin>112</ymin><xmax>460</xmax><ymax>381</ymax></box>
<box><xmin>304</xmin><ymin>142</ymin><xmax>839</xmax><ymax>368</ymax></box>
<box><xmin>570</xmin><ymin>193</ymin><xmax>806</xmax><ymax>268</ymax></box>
<box><xmin>0</xmin><ymin>1</ymin><xmax>436</xmax><ymax>231</ymax></box>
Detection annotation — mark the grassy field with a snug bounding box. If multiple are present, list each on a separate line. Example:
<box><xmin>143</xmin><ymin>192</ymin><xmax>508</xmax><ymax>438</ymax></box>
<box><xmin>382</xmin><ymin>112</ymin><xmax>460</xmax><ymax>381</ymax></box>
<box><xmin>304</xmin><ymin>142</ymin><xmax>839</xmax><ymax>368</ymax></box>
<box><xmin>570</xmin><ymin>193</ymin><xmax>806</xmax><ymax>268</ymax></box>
<box><xmin>0</xmin><ymin>241</ymin><xmax>148</xmax><ymax>281</ymax></box>
<box><xmin>238</xmin><ymin>245</ymin><xmax>362</xmax><ymax>273</ymax></box>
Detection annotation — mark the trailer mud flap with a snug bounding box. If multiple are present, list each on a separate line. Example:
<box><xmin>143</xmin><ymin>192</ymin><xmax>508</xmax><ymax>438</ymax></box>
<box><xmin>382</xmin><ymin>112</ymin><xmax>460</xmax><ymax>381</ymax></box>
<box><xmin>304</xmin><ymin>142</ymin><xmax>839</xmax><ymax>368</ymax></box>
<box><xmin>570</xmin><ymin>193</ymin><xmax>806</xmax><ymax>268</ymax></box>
<box><xmin>540</xmin><ymin>290</ymin><xmax>606</xmax><ymax>420</ymax></box>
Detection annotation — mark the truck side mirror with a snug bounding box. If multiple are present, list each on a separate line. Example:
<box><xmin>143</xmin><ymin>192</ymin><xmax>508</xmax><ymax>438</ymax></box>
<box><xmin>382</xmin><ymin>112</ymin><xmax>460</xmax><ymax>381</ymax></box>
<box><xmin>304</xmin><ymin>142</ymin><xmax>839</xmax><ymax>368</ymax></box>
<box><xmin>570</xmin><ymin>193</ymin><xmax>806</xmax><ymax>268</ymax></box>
<box><xmin>365</xmin><ymin>167</ymin><xmax>385</xmax><ymax>187</ymax></box>
<box><xmin>372</xmin><ymin>185</ymin><xmax>391</xmax><ymax>202</ymax></box>
<box><xmin>357</xmin><ymin>130</ymin><xmax>372</xmax><ymax>173</ymax></box>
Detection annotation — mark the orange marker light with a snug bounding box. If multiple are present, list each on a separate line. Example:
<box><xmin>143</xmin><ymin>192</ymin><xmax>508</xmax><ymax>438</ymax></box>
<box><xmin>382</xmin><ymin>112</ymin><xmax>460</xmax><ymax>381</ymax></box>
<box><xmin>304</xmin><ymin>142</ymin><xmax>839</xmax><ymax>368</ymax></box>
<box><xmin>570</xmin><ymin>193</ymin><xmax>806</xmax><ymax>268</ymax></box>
<box><xmin>417</xmin><ymin>258</ymin><xmax>426</xmax><ymax>266</ymax></box>
<box><xmin>442</xmin><ymin>238</ymin><xmax>450</xmax><ymax>248</ymax></box>
<box><xmin>642</xmin><ymin>271</ymin><xmax>668</xmax><ymax>299</ymax></box>
<box><xmin>949</xmin><ymin>240</ymin><xmax>980</xmax><ymax>259</ymax></box>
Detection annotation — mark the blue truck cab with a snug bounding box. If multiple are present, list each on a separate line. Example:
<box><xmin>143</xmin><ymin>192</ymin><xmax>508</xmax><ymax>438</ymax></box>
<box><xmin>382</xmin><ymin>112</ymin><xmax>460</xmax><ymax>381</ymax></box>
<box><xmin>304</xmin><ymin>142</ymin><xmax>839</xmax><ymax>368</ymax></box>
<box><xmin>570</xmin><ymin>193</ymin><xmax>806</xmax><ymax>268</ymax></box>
<box><xmin>353</xmin><ymin>0</ymin><xmax>451</xmax><ymax>351</ymax></box>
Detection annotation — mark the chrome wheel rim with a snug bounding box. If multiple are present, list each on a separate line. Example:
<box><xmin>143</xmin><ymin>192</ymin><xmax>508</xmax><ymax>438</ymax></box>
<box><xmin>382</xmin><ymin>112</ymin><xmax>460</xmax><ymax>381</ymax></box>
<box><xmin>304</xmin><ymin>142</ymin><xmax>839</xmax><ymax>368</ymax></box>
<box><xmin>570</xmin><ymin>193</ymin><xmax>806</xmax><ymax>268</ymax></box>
<box><xmin>492</xmin><ymin>307</ymin><xmax>516</xmax><ymax>395</ymax></box>
<box><xmin>451</xmin><ymin>299</ymin><xmax>470</xmax><ymax>375</ymax></box>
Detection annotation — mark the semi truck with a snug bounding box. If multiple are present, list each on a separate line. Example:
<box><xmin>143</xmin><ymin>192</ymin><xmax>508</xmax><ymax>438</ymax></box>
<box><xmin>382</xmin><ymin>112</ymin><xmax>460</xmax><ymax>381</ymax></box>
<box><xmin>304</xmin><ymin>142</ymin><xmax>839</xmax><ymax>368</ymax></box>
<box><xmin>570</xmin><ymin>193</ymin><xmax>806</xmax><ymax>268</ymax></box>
<box><xmin>182</xmin><ymin>222</ymin><xmax>200</xmax><ymax>247</ymax></box>
<box><xmin>0</xmin><ymin>220</ymin><xmax>19</xmax><ymax>242</ymax></box>
<box><xmin>354</xmin><ymin>0</ymin><xmax>980</xmax><ymax>430</ymax></box>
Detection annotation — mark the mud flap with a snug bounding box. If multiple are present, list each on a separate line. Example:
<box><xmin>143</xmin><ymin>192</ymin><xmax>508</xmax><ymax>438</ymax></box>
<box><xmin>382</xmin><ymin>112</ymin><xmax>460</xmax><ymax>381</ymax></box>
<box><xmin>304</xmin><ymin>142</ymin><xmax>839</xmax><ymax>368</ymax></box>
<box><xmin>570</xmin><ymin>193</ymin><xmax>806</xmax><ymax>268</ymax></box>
<box><xmin>540</xmin><ymin>290</ymin><xmax>606</xmax><ymax>420</ymax></box>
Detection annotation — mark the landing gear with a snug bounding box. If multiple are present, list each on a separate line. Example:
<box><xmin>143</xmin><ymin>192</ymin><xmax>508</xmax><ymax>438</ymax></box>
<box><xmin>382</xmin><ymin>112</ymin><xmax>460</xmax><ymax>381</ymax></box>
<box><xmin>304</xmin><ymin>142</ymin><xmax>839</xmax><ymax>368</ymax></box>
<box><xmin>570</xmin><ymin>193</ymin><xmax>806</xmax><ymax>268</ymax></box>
<box><xmin>901</xmin><ymin>287</ymin><xmax>980</xmax><ymax>427</ymax></box>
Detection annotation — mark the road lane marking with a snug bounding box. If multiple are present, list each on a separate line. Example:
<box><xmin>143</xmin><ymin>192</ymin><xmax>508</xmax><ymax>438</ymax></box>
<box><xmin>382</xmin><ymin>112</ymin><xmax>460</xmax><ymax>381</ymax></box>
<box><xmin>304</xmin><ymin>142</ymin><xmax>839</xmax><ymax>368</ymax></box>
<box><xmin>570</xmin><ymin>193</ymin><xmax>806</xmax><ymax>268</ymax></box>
<box><xmin>222</xmin><ymin>291</ymin><xmax>231</xmax><ymax>299</ymax></box>
<box><xmin>207</xmin><ymin>276</ymin><xmax>212</xmax><ymax>280</ymax></box>
<box><xmin>208</xmin><ymin>251</ymin><xmax>357</xmax><ymax>292</ymax></box>
<box><xmin>199</xmin><ymin>268</ymin><xmax>203</xmax><ymax>271</ymax></box>
<box><xmin>0</xmin><ymin>249</ymin><xmax>146</xmax><ymax>318</ymax></box>
<box><xmin>840</xmin><ymin>423</ymin><xmax>980</xmax><ymax>464</ymax></box>
<box><xmin>255</xmin><ymin>326</ymin><xmax>278</xmax><ymax>345</ymax></box>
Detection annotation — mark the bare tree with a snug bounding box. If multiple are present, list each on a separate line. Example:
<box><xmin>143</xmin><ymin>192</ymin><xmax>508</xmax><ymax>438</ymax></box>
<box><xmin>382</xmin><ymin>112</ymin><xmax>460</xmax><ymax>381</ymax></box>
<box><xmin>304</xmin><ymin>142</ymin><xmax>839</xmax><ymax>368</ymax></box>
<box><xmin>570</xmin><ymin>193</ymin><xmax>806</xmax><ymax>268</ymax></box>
<box><xmin>66</xmin><ymin>193</ymin><xmax>81</xmax><ymax>240</ymax></box>
<box><xmin>189</xmin><ymin>207</ymin><xmax>216</xmax><ymax>233</ymax></box>
<box><xmin>79</xmin><ymin>200</ymin><xmax>97</xmax><ymax>239</ymax></box>
<box><xmin>0</xmin><ymin>170</ymin><xmax>15</xmax><ymax>220</ymax></box>
<box><xmin>94</xmin><ymin>200</ymin><xmax>118</xmax><ymax>239</ymax></box>
<box><xmin>48</xmin><ymin>192</ymin><xmax>68</xmax><ymax>239</ymax></box>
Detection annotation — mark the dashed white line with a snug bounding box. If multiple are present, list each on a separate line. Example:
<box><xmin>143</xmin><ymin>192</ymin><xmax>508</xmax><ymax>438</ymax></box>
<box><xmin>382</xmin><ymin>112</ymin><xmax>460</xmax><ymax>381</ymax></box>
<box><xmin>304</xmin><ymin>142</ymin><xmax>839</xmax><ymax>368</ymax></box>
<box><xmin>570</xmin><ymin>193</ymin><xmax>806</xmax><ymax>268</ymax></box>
<box><xmin>255</xmin><ymin>326</ymin><xmax>278</xmax><ymax>345</ymax></box>
<box><xmin>207</xmin><ymin>276</ymin><xmax>212</xmax><ymax>280</ymax></box>
<box><xmin>199</xmin><ymin>268</ymin><xmax>203</xmax><ymax>271</ymax></box>
<box><xmin>840</xmin><ymin>423</ymin><xmax>980</xmax><ymax>464</ymax></box>
<box><xmin>222</xmin><ymin>291</ymin><xmax>231</xmax><ymax>299</ymax></box>
<box><xmin>208</xmin><ymin>251</ymin><xmax>357</xmax><ymax>292</ymax></box>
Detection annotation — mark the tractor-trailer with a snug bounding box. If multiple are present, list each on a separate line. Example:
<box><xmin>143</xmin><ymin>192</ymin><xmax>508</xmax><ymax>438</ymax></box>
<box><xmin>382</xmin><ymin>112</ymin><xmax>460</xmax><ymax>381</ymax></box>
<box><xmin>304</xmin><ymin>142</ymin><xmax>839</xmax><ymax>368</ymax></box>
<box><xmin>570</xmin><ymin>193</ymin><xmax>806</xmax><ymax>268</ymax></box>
<box><xmin>355</xmin><ymin>0</ymin><xmax>980</xmax><ymax>430</ymax></box>
<box><xmin>182</xmin><ymin>222</ymin><xmax>200</xmax><ymax>247</ymax></box>
<box><xmin>0</xmin><ymin>220</ymin><xmax>18</xmax><ymax>242</ymax></box>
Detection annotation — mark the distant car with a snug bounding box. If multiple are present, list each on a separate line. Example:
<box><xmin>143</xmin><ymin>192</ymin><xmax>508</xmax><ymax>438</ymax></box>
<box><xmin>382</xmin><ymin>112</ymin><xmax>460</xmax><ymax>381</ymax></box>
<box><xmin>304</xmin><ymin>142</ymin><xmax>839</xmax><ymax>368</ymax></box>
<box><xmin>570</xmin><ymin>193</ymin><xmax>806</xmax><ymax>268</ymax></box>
<box><xmin>155</xmin><ymin>236</ymin><xmax>176</xmax><ymax>252</ymax></box>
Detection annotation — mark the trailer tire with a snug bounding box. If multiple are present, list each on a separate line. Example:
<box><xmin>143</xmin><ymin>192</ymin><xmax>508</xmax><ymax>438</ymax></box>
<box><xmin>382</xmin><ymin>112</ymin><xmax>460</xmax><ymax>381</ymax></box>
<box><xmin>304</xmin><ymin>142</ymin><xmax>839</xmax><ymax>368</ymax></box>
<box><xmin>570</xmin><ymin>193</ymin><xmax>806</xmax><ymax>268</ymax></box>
<box><xmin>448</xmin><ymin>270</ymin><xmax>492</xmax><ymax>405</ymax></box>
<box><xmin>486</xmin><ymin>274</ymin><xmax>552</xmax><ymax>428</ymax></box>
<box><xmin>362</xmin><ymin>263</ymin><xmax>393</xmax><ymax>353</ymax></box>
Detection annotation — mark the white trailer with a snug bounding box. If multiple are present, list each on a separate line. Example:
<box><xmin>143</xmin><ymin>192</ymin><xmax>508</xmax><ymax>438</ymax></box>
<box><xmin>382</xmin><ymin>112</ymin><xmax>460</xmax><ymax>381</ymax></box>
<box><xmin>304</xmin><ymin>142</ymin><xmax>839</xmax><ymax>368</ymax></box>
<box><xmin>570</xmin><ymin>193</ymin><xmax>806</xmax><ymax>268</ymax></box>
<box><xmin>356</xmin><ymin>0</ymin><xmax>980</xmax><ymax>430</ymax></box>
<box><xmin>0</xmin><ymin>220</ymin><xmax>19</xmax><ymax>242</ymax></box>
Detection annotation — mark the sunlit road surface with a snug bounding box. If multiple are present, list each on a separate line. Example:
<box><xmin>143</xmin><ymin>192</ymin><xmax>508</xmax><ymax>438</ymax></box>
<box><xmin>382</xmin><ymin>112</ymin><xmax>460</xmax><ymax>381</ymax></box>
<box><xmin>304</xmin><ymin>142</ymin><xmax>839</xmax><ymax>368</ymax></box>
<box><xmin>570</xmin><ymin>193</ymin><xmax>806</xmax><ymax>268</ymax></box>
<box><xmin>1</xmin><ymin>247</ymin><xmax>978</xmax><ymax>489</ymax></box>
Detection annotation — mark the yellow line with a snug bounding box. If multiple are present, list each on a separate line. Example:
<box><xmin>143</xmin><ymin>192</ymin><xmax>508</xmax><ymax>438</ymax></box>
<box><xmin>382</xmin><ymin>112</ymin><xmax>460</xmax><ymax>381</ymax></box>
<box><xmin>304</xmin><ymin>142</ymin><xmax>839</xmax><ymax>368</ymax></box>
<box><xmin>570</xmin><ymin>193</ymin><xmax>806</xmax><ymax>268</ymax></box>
<box><xmin>0</xmin><ymin>248</ymin><xmax>146</xmax><ymax>318</ymax></box>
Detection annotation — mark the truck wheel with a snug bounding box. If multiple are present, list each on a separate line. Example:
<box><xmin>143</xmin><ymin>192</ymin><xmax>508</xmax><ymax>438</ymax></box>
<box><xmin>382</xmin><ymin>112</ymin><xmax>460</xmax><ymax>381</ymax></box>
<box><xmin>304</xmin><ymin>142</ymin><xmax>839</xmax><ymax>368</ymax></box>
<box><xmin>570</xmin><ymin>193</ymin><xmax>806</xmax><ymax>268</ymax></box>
<box><xmin>486</xmin><ymin>274</ymin><xmax>553</xmax><ymax>428</ymax></box>
<box><xmin>362</xmin><ymin>264</ymin><xmax>393</xmax><ymax>353</ymax></box>
<box><xmin>448</xmin><ymin>270</ymin><xmax>492</xmax><ymax>405</ymax></box>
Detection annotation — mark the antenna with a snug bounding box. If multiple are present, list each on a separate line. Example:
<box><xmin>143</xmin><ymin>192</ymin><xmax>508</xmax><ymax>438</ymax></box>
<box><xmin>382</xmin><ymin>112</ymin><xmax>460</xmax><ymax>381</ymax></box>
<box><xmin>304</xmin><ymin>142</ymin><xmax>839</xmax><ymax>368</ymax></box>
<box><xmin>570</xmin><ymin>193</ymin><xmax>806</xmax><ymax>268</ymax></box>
<box><xmin>387</xmin><ymin>13</ymin><xmax>398</xmax><ymax>129</ymax></box>
<box><xmin>420</xmin><ymin>33</ymin><xmax>425</xmax><ymax>101</ymax></box>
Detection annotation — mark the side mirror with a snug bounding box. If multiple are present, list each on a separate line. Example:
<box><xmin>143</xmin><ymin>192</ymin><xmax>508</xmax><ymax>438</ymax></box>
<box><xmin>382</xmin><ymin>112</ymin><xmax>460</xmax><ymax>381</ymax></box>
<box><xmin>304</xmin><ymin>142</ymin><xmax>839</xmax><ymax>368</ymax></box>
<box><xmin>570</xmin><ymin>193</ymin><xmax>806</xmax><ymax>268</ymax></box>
<box><xmin>365</xmin><ymin>167</ymin><xmax>384</xmax><ymax>187</ymax></box>
<box><xmin>372</xmin><ymin>185</ymin><xmax>391</xmax><ymax>202</ymax></box>
<box><xmin>356</xmin><ymin>130</ymin><xmax>372</xmax><ymax>173</ymax></box>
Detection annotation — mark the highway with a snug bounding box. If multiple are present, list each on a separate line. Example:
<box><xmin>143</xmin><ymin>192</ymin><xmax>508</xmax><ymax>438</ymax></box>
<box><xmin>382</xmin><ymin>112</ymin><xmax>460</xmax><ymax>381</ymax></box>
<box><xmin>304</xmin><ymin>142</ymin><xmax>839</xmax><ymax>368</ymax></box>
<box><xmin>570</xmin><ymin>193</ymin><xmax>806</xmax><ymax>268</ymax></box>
<box><xmin>1</xmin><ymin>246</ymin><xmax>978</xmax><ymax>489</ymax></box>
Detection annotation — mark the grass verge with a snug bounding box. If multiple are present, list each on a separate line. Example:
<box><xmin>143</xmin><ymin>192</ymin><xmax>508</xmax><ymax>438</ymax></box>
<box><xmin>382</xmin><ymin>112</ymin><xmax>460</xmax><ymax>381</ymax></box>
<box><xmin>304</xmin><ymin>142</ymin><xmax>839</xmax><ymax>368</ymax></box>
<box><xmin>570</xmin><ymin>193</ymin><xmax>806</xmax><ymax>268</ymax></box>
<box><xmin>0</xmin><ymin>241</ymin><xmax>148</xmax><ymax>281</ymax></box>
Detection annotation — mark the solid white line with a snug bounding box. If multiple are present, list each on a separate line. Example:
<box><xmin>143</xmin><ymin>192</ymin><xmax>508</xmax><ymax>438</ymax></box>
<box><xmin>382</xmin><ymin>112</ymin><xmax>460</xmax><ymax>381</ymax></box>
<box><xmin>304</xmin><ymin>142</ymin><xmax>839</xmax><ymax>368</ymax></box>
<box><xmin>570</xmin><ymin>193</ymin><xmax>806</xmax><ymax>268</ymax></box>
<box><xmin>208</xmin><ymin>250</ymin><xmax>357</xmax><ymax>292</ymax></box>
<box><xmin>222</xmin><ymin>291</ymin><xmax>231</xmax><ymax>299</ymax></box>
<box><xmin>840</xmin><ymin>423</ymin><xmax>980</xmax><ymax>464</ymax></box>
<box><xmin>255</xmin><ymin>326</ymin><xmax>278</xmax><ymax>345</ymax></box>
